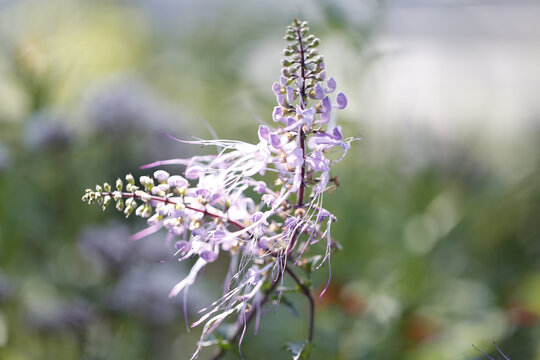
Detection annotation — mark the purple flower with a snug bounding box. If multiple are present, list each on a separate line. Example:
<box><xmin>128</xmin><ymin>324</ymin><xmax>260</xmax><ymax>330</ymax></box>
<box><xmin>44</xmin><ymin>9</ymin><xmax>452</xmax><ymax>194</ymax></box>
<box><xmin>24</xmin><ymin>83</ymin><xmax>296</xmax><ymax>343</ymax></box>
<box><xmin>82</xmin><ymin>19</ymin><xmax>357</xmax><ymax>359</ymax></box>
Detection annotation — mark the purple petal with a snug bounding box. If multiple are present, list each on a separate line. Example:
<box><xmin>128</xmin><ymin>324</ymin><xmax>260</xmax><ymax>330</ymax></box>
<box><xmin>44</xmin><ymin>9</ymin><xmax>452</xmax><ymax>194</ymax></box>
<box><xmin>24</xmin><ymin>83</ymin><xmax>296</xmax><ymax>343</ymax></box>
<box><xmin>258</xmin><ymin>125</ymin><xmax>270</xmax><ymax>142</ymax></box>
<box><xmin>321</xmin><ymin>96</ymin><xmax>331</xmax><ymax>112</ymax></box>
<box><xmin>280</xmin><ymin>75</ymin><xmax>288</xmax><ymax>87</ymax></box>
<box><xmin>196</xmin><ymin>188</ymin><xmax>211</xmax><ymax>198</ymax></box>
<box><xmin>317</xmin><ymin>209</ymin><xmax>331</xmax><ymax>223</ymax></box>
<box><xmin>286</xmin><ymin>117</ymin><xmax>296</xmax><ymax>127</ymax></box>
<box><xmin>313</xmin><ymin>83</ymin><xmax>325</xmax><ymax>99</ymax></box>
<box><xmin>272</xmin><ymin>82</ymin><xmax>281</xmax><ymax>95</ymax></box>
<box><xmin>171</xmin><ymin>225</ymin><xmax>185</xmax><ymax>236</ymax></box>
<box><xmin>287</xmin><ymin>147</ymin><xmax>304</xmax><ymax>168</ymax></box>
<box><xmin>200</xmin><ymin>250</ymin><xmax>218</xmax><ymax>262</ymax></box>
<box><xmin>153</xmin><ymin>170</ymin><xmax>170</xmax><ymax>182</ymax></box>
<box><xmin>331</xmin><ymin>126</ymin><xmax>343</xmax><ymax>140</ymax></box>
<box><xmin>336</xmin><ymin>92</ymin><xmax>347</xmax><ymax>109</ymax></box>
<box><xmin>326</xmin><ymin>77</ymin><xmax>336</xmax><ymax>92</ymax></box>
<box><xmin>168</xmin><ymin>175</ymin><xmax>188</xmax><ymax>188</ymax></box>
<box><xmin>252</xmin><ymin>211</ymin><xmax>263</xmax><ymax>222</ymax></box>
<box><xmin>175</xmin><ymin>240</ymin><xmax>190</xmax><ymax>252</ymax></box>
<box><xmin>157</xmin><ymin>183</ymin><xmax>170</xmax><ymax>192</ymax></box>
<box><xmin>320</xmin><ymin>96</ymin><xmax>332</xmax><ymax>123</ymax></box>
<box><xmin>307</xmin><ymin>150</ymin><xmax>329</xmax><ymax>172</ymax></box>
<box><xmin>253</xmin><ymin>181</ymin><xmax>266</xmax><ymax>194</ymax></box>
<box><xmin>286</xmin><ymin>87</ymin><xmax>294</xmax><ymax>103</ymax></box>
<box><xmin>276</xmin><ymin>94</ymin><xmax>285</xmax><ymax>106</ymax></box>
<box><xmin>272</xmin><ymin>107</ymin><xmax>283</xmax><ymax>122</ymax></box>
<box><xmin>270</xmin><ymin>134</ymin><xmax>282</xmax><ymax>149</ymax></box>
<box><xmin>185</xmin><ymin>165</ymin><xmax>204</xmax><ymax>180</ymax></box>
<box><xmin>212</xmin><ymin>229</ymin><xmax>226</xmax><ymax>241</ymax></box>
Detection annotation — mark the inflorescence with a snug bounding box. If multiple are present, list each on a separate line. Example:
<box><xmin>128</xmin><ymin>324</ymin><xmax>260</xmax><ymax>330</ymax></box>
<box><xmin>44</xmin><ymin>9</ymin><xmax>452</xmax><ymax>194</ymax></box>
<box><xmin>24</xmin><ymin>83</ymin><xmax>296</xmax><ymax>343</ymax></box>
<box><xmin>83</xmin><ymin>18</ymin><xmax>355</xmax><ymax>359</ymax></box>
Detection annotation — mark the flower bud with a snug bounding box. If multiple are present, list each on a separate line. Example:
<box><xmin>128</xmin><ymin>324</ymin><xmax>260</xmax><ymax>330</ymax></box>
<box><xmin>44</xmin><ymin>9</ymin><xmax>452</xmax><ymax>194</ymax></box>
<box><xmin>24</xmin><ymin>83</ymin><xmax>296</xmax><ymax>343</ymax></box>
<box><xmin>101</xmin><ymin>195</ymin><xmax>111</xmax><ymax>210</ymax></box>
<box><xmin>153</xmin><ymin>170</ymin><xmax>170</xmax><ymax>183</ymax></box>
<box><xmin>116</xmin><ymin>178</ymin><xmax>123</xmax><ymax>191</ymax></box>
<box><xmin>125</xmin><ymin>173</ymin><xmax>135</xmax><ymax>185</ymax></box>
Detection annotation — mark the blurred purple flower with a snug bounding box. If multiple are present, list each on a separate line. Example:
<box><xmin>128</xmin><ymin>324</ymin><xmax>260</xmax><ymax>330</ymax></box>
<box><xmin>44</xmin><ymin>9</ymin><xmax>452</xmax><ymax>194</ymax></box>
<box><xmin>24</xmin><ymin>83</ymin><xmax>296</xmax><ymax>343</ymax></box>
<box><xmin>24</xmin><ymin>110</ymin><xmax>72</xmax><ymax>151</ymax></box>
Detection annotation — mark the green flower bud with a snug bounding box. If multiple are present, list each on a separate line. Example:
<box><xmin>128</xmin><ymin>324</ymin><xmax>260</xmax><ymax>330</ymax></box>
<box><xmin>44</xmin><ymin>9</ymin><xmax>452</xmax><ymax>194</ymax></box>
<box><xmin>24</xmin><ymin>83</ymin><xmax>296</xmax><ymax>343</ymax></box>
<box><xmin>283</xmin><ymin>48</ymin><xmax>295</xmax><ymax>57</ymax></box>
<box><xmin>102</xmin><ymin>195</ymin><xmax>111</xmax><ymax>210</ymax></box>
<box><xmin>113</xmin><ymin>191</ymin><xmax>122</xmax><ymax>201</ymax></box>
<box><xmin>307</xmin><ymin>49</ymin><xmax>318</xmax><ymax>58</ymax></box>
<box><xmin>284</xmin><ymin>33</ymin><xmax>296</xmax><ymax>41</ymax></box>
<box><xmin>124</xmin><ymin>206</ymin><xmax>133</xmax><ymax>218</ymax></box>
<box><xmin>309</xmin><ymin>38</ymin><xmax>320</xmax><ymax>48</ymax></box>
<box><xmin>116</xmin><ymin>178</ymin><xmax>123</xmax><ymax>191</ymax></box>
<box><xmin>103</xmin><ymin>182</ymin><xmax>111</xmax><ymax>192</ymax></box>
<box><xmin>312</xmin><ymin>55</ymin><xmax>324</xmax><ymax>64</ymax></box>
<box><xmin>116</xmin><ymin>199</ymin><xmax>124</xmax><ymax>211</ymax></box>
<box><xmin>281</xmin><ymin>59</ymin><xmax>294</xmax><ymax>67</ymax></box>
<box><xmin>305</xmin><ymin>34</ymin><xmax>316</xmax><ymax>43</ymax></box>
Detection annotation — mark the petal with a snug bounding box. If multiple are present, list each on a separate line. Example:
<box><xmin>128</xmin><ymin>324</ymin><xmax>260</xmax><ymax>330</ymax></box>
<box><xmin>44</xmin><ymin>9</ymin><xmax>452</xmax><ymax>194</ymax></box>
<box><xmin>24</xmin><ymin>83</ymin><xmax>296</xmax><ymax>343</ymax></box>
<box><xmin>331</xmin><ymin>126</ymin><xmax>343</xmax><ymax>140</ymax></box>
<box><xmin>336</xmin><ymin>92</ymin><xmax>347</xmax><ymax>109</ymax></box>
<box><xmin>287</xmin><ymin>147</ymin><xmax>304</xmax><ymax>168</ymax></box>
<box><xmin>321</xmin><ymin>96</ymin><xmax>331</xmax><ymax>113</ymax></box>
<box><xmin>313</xmin><ymin>83</ymin><xmax>325</xmax><ymax>99</ymax></box>
<box><xmin>258</xmin><ymin>125</ymin><xmax>270</xmax><ymax>141</ymax></box>
<box><xmin>326</xmin><ymin>77</ymin><xmax>336</xmax><ymax>92</ymax></box>
<box><xmin>286</xmin><ymin>87</ymin><xmax>295</xmax><ymax>103</ymax></box>
<box><xmin>272</xmin><ymin>106</ymin><xmax>283</xmax><ymax>122</ymax></box>
<box><xmin>169</xmin><ymin>258</ymin><xmax>207</xmax><ymax>297</ymax></box>
<box><xmin>185</xmin><ymin>165</ymin><xmax>204</xmax><ymax>180</ymax></box>
<box><xmin>168</xmin><ymin>175</ymin><xmax>188</xmax><ymax>188</ymax></box>
<box><xmin>200</xmin><ymin>250</ymin><xmax>218</xmax><ymax>262</ymax></box>
<box><xmin>270</xmin><ymin>133</ymin><xmax>282</xmax><ymax>149</ymax></box>
<box><xmin>276</xmin><ymin>94</ymin><xmax>285</xmax><ymax>106</ymax></box>
<box><xmin>153</xmin><ymin>170</ymin><xmax>170</xmax><ymax>182</ymax></box>
<box><xmin>272</xmin><ymin>82</ymin><xmax>281</xmax><ymax>94</ymax></box>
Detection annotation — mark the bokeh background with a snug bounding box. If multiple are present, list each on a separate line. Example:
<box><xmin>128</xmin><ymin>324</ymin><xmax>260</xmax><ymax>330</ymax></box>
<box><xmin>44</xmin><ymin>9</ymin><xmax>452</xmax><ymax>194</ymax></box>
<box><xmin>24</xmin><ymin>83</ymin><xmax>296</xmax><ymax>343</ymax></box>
<box><xmin>1</xmin><ymin>0</ymin><xmax>540</xmax><ymax>359</ymax></box>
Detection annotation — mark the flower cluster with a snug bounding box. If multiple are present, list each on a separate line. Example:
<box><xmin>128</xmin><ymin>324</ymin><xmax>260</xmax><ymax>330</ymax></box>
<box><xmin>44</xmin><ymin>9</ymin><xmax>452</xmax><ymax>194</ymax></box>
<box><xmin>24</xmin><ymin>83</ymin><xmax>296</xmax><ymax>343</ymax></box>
<box><xmin>83</xmin><ymin>19</ymin><xmax>354</xmax><ymax>359</ymax></box>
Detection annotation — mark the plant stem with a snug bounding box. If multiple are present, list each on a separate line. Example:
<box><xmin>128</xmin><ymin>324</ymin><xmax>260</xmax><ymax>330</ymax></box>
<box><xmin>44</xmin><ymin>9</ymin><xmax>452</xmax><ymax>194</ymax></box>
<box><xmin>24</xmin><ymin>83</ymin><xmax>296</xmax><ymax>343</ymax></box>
<box><xmin>285</xmin><ymin>266</ymin><xmax>314</xmax><ymax>343</ymax></box>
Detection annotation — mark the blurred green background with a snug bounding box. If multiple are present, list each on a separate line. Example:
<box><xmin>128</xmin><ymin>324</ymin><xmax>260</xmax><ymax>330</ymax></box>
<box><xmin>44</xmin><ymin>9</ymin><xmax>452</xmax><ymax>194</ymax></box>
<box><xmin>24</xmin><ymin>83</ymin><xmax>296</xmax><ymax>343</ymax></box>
<box><xmin>1</xmin><ymin>0</ymin><xmax>540</xmax><ymax>359</ymax></box>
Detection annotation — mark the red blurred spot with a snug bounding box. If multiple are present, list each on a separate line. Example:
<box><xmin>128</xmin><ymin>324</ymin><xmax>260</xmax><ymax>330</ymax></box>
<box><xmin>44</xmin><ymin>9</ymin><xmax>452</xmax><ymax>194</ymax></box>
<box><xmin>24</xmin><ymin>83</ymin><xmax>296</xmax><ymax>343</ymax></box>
<box><xmin>403</xmin><ymin>314</ymin><xmax>438</xmax><ymax>344</ymax></box>
<box><xmin>507</xmin><ymin>301</ymin><xmax>539</xmax><ymax>327</ymax></box>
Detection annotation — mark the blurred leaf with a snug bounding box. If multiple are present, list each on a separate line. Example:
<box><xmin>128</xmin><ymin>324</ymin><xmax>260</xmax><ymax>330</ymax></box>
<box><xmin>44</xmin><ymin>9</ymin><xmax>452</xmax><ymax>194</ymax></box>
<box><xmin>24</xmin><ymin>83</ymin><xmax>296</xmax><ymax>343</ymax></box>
<box><xmin>274</xmin><ymin>295</ymin><xmax>299</xmax><ymax>317</ymax></box>
<box><xmin>284</xmin><ymin>341</ymin><xmax>313</xmax><ymax>360</ymax></box>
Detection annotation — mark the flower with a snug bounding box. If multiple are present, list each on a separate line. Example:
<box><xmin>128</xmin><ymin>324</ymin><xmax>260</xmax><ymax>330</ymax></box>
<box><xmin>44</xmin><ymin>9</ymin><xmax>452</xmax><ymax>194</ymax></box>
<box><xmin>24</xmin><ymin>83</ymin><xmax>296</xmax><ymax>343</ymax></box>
<box><xmin>82</xmin><ymin>18</ymin><xmax>356</xmax><ymax>359</ymax></box>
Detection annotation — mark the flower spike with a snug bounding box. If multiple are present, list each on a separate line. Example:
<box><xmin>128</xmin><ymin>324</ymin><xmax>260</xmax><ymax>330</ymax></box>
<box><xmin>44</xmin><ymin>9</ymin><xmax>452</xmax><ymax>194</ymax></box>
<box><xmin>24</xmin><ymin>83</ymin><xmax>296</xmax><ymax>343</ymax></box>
<box><xmin>82</xmin><ymin>18</ymin><xmax>356</xmax><ymax>359</ymax></box>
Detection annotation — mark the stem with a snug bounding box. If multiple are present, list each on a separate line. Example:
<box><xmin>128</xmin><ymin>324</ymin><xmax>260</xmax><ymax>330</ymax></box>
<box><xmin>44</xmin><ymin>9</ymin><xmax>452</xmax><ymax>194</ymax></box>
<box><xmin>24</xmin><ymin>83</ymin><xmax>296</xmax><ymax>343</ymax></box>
<box><xmin>288</xmin><ymin>24</ymin><xmax>308</xmax><ymax>253</ymax></box>
<box><xmin>101</xmin><ymin>191</ymin><xmax>247</xmax><ymax>231</ymax></box>
<box><xmin>285</xmin><ymin>267</ymin><xmax>314</xmax><ymax>343</ymax></box>
<box><xmin>296</xmin><ymin>24</ymin><xmax>307</xmax><ymax>210</ymax></box>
